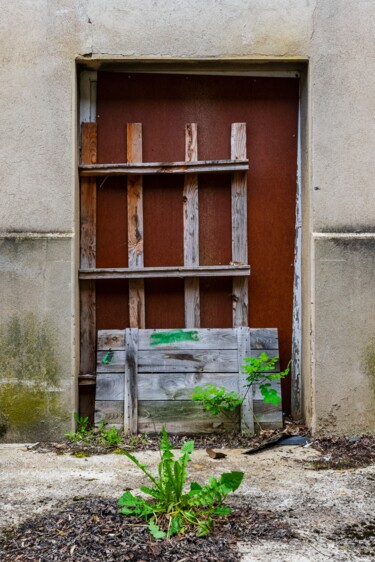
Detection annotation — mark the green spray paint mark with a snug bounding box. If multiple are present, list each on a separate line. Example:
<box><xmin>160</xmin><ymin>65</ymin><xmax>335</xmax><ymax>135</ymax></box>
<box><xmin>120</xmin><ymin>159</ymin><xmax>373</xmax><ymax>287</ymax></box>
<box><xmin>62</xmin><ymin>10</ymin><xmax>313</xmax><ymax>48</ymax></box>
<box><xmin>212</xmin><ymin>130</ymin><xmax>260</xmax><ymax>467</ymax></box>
<box><xmin>150</xmin><ymin>330</ymin><xmax>199</xmax><ymax>346</ymax></box>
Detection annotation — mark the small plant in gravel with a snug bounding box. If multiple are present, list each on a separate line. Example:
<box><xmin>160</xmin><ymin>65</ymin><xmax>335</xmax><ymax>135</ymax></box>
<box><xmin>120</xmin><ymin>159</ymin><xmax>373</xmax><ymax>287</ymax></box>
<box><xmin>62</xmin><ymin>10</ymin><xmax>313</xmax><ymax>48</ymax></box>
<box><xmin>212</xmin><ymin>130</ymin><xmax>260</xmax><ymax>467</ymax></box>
<box><xmin>100</xmin><ymin>426</ymin><xmax>122</xmax><ymax>447</ymax></box>
<box><xmin>66</xmin><ymin>412</ymin><xmax>92</xmax><ymax>443</ymax></box>
<box><xmin>118</xmin><ymin>427</ymin><xmax>243</xmax><ymax>539</ymax></box>
<box><xmin>192</xmin><ymin>353</ymin><xmax>291</xmax><ymax>415</ymax></box>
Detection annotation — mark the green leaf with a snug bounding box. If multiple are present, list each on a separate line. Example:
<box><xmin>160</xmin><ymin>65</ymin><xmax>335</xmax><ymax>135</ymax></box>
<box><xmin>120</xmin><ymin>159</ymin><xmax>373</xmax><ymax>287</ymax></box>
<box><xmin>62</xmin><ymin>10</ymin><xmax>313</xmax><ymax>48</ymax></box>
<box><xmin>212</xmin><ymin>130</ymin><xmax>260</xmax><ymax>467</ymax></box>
<box><xmin>168</xmin><ymin>514</ymin><xmax>183</xmax><ymax>537</ymax></box>
<box><xmin>213</xmin><ymin>505</ymin><xmax>232</xmax><ymax>516</ymax></box>
<box><xmin>220</xmin><ymin>471</ymin><xmax>244</xmax><ymax>492</ymax></box>
<box><xmin>118</xmin><ymin>490</ymin><xmax>138</xmax><ymax>507</ymax></box>
<box><xmin>139</xmin><ymin>486</ymin><xmax>160</xmax><ymax>499</ymax></box>
<box><xmin>259</xmin><ymin>385</ymin><xmax>281</xmax><ymax>405</ymax></box>
<box><xmin>148</xmin><ymin>519</ymin><xmax>166</xmax><ymax>540</ymax></box>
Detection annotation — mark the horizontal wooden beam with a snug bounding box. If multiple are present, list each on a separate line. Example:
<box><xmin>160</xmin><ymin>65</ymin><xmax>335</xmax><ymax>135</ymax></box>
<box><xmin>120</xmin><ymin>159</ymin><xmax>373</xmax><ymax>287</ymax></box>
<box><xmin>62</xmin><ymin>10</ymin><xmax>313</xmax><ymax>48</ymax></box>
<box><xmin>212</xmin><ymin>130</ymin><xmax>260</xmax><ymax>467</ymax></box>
<box><xmin>80</xmin><ymin>265</ymin><xmax>250</xmax><ymax>280</ymax></box>
<box><xmin>79</xmin><ymin>159</ymin><xmax>249</xmax><ymax>177</ymax></box>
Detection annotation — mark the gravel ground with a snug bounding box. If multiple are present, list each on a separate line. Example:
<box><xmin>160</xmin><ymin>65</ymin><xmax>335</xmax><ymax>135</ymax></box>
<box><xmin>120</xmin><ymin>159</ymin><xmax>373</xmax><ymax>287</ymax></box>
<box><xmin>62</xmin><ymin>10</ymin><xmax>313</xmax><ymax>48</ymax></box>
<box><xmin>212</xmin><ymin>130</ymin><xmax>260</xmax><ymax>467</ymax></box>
<box><xmin>0</xmin><ymin>443</ymin><xmax>374</xmax><ymax>560</ymax></box>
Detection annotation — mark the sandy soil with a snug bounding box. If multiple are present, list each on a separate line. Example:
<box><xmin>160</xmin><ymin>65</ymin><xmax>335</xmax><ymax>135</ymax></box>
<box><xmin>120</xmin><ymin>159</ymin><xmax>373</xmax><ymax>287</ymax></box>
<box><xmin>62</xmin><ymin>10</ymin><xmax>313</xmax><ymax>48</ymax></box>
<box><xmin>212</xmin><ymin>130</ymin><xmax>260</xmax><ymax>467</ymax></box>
<box><xmin>0</xmin><ymin>443</ymin><xmax>374</xmax><ymax>560</ymax></box>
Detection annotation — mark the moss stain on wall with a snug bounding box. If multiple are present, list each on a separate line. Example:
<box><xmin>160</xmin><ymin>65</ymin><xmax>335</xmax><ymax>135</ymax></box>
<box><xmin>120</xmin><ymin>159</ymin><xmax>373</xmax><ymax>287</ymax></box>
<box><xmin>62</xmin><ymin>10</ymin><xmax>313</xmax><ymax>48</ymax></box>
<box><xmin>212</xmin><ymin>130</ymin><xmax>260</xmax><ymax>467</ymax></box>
<box><xmin>363</xmin><ymin>340</ymin><xmax>375</xmax><ymax>398</ymax></box>
<box><xmin>0</xmin><ymin>313</ymin><xmax>67</xmax><ymax>440</ymax></box>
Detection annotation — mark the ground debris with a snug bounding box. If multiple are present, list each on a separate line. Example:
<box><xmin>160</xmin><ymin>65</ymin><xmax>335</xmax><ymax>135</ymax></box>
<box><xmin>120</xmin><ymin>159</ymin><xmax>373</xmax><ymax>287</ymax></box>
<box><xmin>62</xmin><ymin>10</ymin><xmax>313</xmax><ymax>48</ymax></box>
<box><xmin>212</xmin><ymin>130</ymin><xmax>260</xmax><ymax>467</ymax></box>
<box><xmin>0</xmin><ymin>497</ymin><xmax>293</xmax><ymax>562</ymax></box>
<box><xmin>310</xmin><ymin>435</ymin><xmax>375</xmax><ymax>470</ymax></box>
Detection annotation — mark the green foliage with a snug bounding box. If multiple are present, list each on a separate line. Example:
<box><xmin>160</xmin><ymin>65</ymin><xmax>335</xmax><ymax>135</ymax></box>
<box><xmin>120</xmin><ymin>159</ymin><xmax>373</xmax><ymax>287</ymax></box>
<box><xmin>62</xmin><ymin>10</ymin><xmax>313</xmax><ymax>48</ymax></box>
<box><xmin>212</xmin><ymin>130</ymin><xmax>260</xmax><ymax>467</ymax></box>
<box><xmin>118</xmin><ymin>427</ymin><xmax>243</xmax><ymax>539</ymax></box>
<box><xmin>242</xmin><ymin>353</ymin><xmax>291</xmax><ymax>405</ymax></box>
<box><xmin>66</xmin><ymin>412</ymin><xmax>91</xmax><ymax>443</ymax></box>
<box><xmin>101</xmin><ymin>425</ymin><xmax>121</xmax><ymax>446</ymax></box>
<box><xmin>191</xmin><ymin>353</ymin><xmax>291</xmax><ymax>415</ymax></box>
<box><xmin>191</xmin><ymin>384</ymin><xmax>243</xmax><ymax>415</ymax></box>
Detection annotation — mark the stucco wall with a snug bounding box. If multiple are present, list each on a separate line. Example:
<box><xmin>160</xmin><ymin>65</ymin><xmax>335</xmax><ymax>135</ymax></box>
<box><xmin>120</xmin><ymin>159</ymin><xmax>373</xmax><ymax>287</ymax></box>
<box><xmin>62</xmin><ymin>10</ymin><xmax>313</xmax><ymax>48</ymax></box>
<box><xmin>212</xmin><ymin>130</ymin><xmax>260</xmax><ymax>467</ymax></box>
<box><xmin>0</xmin><ymin>0</ymin><xmax>374</xmax><ymax>438</ymax></box>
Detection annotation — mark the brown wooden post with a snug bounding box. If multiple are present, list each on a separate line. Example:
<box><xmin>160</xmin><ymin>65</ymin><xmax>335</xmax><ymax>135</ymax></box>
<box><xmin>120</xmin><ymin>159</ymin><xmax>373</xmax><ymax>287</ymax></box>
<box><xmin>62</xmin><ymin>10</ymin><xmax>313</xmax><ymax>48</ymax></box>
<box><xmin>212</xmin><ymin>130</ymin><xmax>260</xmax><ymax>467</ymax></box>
<box><xmin>184</xmin><ymin>123</ymin><xmax>200</xmax><ymax>328</ymax></box>
<box><xmin>127</xmin><ymin>123</ymin><xmax>145</xmax><ymax>328</ymax></box>
<box><xmin>231</xmin><ymin>123</ymin><xmax>249</xmax><ymax>327</ymax></box>
<box><xmin>79</xmin><ymin>123</ymin><xmax>97</xmax><ymax>422</ymax></box>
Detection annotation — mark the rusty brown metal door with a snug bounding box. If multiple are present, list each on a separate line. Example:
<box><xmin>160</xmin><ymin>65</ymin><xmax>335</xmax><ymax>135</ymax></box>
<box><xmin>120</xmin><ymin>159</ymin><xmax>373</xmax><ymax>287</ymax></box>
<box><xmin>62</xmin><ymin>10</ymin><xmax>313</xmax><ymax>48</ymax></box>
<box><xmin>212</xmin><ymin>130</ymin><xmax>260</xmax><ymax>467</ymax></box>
<box><xmin>92</xmin><ymin>72</ymin><xmax>298</xmax><ymax>414</ymax></box>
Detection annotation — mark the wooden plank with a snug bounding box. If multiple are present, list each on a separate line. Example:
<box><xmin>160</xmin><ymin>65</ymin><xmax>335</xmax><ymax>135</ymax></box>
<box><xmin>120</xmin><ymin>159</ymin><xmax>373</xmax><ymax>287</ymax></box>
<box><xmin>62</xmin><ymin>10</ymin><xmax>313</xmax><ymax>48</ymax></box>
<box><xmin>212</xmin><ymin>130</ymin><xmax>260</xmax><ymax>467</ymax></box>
<box><xmin>97</xmin><ymin>328</ymin><xmax>241</xmax><ymax>352</ymax></box>
<box><xmin>80</xmin><ymin>122</ymin><xmax>97</xmax><ymax>376</ymax></box>
<box><xmin>138</xmin><ymin>401</ymin><xmax>239</xmax><ymax>434</ymax></box>
<box><xmin>96</xmin><ymin>373</ymin><xmax>124</xmax><ymax>401</ymax></box>
<box><xmin>97</xmin><ymin>330</ymin><xmax>125</xmax><ymax>350</ymax></box>
<box><xmin>79</xmin><ymin>159</ymin><xmax>249</xmax><ymax>176</ymax></box>
<box><xmin>138</xmin><ymin>372</ymin><xmax>239</xmax><ymax>401</ymax></box>
<box><xmin>139</xmin><ymin>328</ymin><xmax>238</xmax><ymax>350</ymax></box>
<box><xmin>184</xmin><ymin>123</ymin><xmax>200</xmax><ymax>328</ymax></box>
<box><xmin>97</xmin><ymin>350</ymin><xmax>125</xmax><ymax>372</ymax></box>
<box><xmin>79</xmin><ymin>264</ymin><xmax>250</xmax><ymax>280</ymax></box>
<box><xmin>249</xmin><ymin>328</ymin><xmax>279</xmax><ymax>350</ymax></box>
<box><xmin>252</xmin><ymin>399</ymin><xmax>283</xmax><ymax>429</ymax></box>
<box><xmin>237</xmin><ymin>327</ymin><xmax>254</xmax><ymax>434</ymax></box>
<box><xmin>127</xmin><ymin>123</ymin><xmax>145</xmax><ymax>328</ymax></box>
<box><xmin>231</xmin><ymin>123</ymin><xmax>248</xmax><ymax>327</ymax></box>
<box><xmin>124</xmin><ymin>328</ymin><xmax>138</xmax><ymax>434</ymax></box>
<box><xmin>138</xmin><ymin>349</ymin><xmax>238</xmax><ymax>373</ymax></box>
<box><xmin>95</xmin><ymin>400</ymin><xmax>124</xmax><ymax>426</ymax></box>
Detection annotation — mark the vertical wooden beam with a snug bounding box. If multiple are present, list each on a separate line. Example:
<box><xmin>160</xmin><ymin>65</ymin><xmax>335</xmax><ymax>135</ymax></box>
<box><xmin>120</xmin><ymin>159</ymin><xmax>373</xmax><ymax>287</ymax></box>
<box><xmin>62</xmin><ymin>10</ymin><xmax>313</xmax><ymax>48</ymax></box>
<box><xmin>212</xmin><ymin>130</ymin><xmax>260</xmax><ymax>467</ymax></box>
<box><xmin>80</xmin><ymin>123</ymin><xmax>97</xmax><ymax>423</ymax></box>
<box><xmin>124</xmin><ymin>328</ymin><xmax>138</xmax><ymax>433</ymax></box>
<box><xmin>238</xmin><ymin>327</ymin><xmax>254</xmax><ymax>434</ymax></box>
<box><xmin>184</xmin><ymin>123</ymin><xmax>200</xmax><ymax>328</ymax></box>
<box><xmin>127</xmin><ymin>123</ymin><xmax>145</xmax><ymax>328</ymax></box>
<box><xmin>231</xmin><ymin>123</ymin><xmax>248</xmax><ymax>327</ymax></box>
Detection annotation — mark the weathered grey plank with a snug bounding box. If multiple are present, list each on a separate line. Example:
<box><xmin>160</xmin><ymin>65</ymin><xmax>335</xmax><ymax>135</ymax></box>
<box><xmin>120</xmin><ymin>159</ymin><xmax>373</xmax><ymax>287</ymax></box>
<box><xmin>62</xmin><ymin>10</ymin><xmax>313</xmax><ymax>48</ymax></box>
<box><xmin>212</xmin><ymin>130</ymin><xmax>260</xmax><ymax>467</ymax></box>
<box><xmin>237</xmin><ymin>327</ymin><xmax>254</xmax><ymax>434</ymax></box>
<box><xmin>79</xmin><ymin>264</ymin><xmax>250</xmax><ymax>280</ymax></box>
<box><xmin>231</xmin><ymin>123</ymin><xmax>248</xmax><ymax>327</ymax></box>
<box><xmin>138</xmin><ymin>349</ymin><xmax>238</xmax><ymax>373</ymax></box>
<box><xmin>252</xmin><ymin>399</ymin><xmax>283</xmax><ymax>429</ymax></box>
<box><xmin>249</xmin><ymin>328</ymin><xmax>279</xmax><ymax>350</ymax></box>
<box><xmin>79</xmin><ymin>159</ymin><xmax>249</xmax><ymax>176</ymax></box>
<box><xmin>184</xmin><ymin>123</ymin><xmax>200</xmax><ymax>328</ymax></box>
<box><xmin>138</xmin><ymin>401</ymin><xmax>239</xmax><ymax>434</ymax></box>
<box><xmin>96</xmin><ymin>373</ymin><xmax>124</xmax><ymax>401</ymax></box>
<box><xmin>97</xmin><ymin>350</ymin><xmax>125</xmax><ymax>372</ymax></box>
<box><xmin>95</xmin><ymin>401</ymin><xmax>124</xmax><ymax>426</ymax></box>
<box><xmin>97</xmin><ymin>330</ymin><xmax>125</xmax><ymax>350</ymax></box>
<box><xmin>124</xmin><ymin>328</ymin><xmax>138</xmax><ymax>434</ymax></box>
<box><xmin>139</xmin><ymin>328</ymin><xmax>238</xmax><ymax>350</ymax></box>
<box><xmin>138</xmin><ymin>372</ymin><xmax>239</xmax><ymax>401</ymax></box>
<box><xmin>80</xmin><ymin>123</ymin><xmax>97</xmax><ymax>376</ymax></box>
<box><xmin>232</xmin><ymin>277</ymin><xmax>249</xmax><ymax>328</ymax></box>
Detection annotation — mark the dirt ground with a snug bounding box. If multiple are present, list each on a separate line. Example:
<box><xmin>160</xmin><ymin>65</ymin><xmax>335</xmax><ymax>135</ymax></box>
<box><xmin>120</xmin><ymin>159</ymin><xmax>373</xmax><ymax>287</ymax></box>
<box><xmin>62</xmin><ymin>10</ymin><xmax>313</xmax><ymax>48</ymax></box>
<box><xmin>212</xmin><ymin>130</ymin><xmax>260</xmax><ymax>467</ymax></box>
<box><xmin>0</xmin><ymin>442</ymin><xmax>374</xmax><ymax>561</ymax></box>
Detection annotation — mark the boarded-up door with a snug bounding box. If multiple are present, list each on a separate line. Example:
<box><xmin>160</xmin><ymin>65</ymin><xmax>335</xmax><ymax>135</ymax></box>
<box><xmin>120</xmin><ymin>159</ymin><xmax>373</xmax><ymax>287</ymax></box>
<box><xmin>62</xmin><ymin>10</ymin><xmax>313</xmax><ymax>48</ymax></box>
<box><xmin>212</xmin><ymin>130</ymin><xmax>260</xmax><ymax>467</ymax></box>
<box><xmin>80</xmin><ymin>72</ymin><xmax>299</xmax><ymax>419</ymax></box>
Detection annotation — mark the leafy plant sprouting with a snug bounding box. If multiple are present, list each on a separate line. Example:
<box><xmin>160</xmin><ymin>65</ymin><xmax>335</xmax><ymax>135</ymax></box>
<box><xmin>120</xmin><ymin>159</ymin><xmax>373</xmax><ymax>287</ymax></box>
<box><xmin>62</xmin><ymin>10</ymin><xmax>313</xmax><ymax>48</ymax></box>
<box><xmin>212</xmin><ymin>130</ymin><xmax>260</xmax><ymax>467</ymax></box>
<box><xmin>192</xmin><ymin>353</ymin><xmax>291</xmax><ymax>415</ymax></box>
<box><xmin>118</xmin><ymin>427</ymin><xmax>243</xmax><ymax>539</ymax></box>
<box><xmin>66</xmin><ymin>412</ymin><xmax>91</xmax><ymax>443</ymax></box>
<box><xmin>191</xmin><ymin>385</ymin><xmax>243</xmax><ymax>415</ymax></box>
<box><xmin>101</xmin><ymin>425</ymin><xmax>122</xmax><ymax>447</ymax></box>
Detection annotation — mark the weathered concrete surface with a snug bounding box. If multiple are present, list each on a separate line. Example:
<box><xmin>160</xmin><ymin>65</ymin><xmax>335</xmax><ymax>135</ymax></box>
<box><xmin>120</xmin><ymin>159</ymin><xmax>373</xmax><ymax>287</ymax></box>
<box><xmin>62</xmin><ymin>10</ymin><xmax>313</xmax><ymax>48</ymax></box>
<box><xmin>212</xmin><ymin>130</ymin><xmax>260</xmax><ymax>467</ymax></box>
<box><xmin>0</xmin><ymin>0</ymin><xmax>375</xmax><ymax>436</ymax></box>
<box><xmin>0</xmin><ymin>445</ymin><xmax>374</xmax><ymax>561</ymax></box>
<box><xmin>313</xmin><ymin>238</ymin><xmax>375</xmax><ymax>434</ymax></box>
<box><xmin>0</xmin><ymin>239</ymin><xmax>74</xmax><ymax>440</ymax></box>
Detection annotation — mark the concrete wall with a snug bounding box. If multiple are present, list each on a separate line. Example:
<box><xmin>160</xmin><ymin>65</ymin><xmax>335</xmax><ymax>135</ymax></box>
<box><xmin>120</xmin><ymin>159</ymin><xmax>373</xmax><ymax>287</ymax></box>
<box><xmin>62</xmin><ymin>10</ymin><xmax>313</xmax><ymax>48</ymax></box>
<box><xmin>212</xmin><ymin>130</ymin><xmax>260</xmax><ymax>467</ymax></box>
<box><xmin>0</xmin><ymin>0</ymin><xmax>374</xmax><ymax>438</ymax></box>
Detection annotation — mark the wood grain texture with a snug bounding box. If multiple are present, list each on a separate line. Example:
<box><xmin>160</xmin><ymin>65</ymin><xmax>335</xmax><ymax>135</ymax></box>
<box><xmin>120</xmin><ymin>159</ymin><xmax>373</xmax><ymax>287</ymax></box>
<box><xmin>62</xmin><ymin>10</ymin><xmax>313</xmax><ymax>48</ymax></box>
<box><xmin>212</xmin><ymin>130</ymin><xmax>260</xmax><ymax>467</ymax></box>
<box><xmin>250</xmin><ymin>328</ymin><xmax>279</xmax><ymax>350</ymax></box>
<box><xmin>97</xmin><ymin>330</ymin><xmax>125</xmax><ymax>350</ymax></box>
<box><xmin>80</xmin><ymin>265</ymin><xmax>250</xmax><ymax>280</ymax></box>
<box><xmin>124</xmin><ymin>328</ymin><xmax>138</xmax><ymax>433</ymax></box>
<box><xmin>95</xmin><ymin>400</ymin><xmax>123</xmax><ymax>426</ymax></box>
<box><xmin>138</xmin><ymin>372</ymin><xmax>239</xmax><ymax>401</ymax></box>
<box><xmin>138</xmin><ymin>401</ymin><xmax>239</xmax><ymax>434</ymax></box>
<box><xmin>80</xmin><ymin>123</ymin><xmax>97</xmax><ymax>376</ymax></box>
<box><xmin>184</xmin><ymin>123</ymin><xmax>200</xmax><ymax>328</ymax></box>
<box><xmin>79</xmin><ymin>159</ymin><xmax>249</xmax><ymax>176</ymax></box>
<box><xmin>138</xmin><ymin>349</ymin><xmax>238</xmax><ymax>373</ymax></box>
<box><xmin>237</xmin><ymin>327</ymin><xmax>254</xmax><ymax>434</ymax></box>
<box><xmin>96</xmin><ymin>373</ymin><xmax>124</xmax><ymax>400</ymax></box>
<box><xmin>231</xmin><ymin>123</ymin><xmax>248</xmax><ymax>328</ymax></box>
<box><xmin>127</xmin><ymin>123</ymin><xmax>145</xmax><ymax>328</ymax></box>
